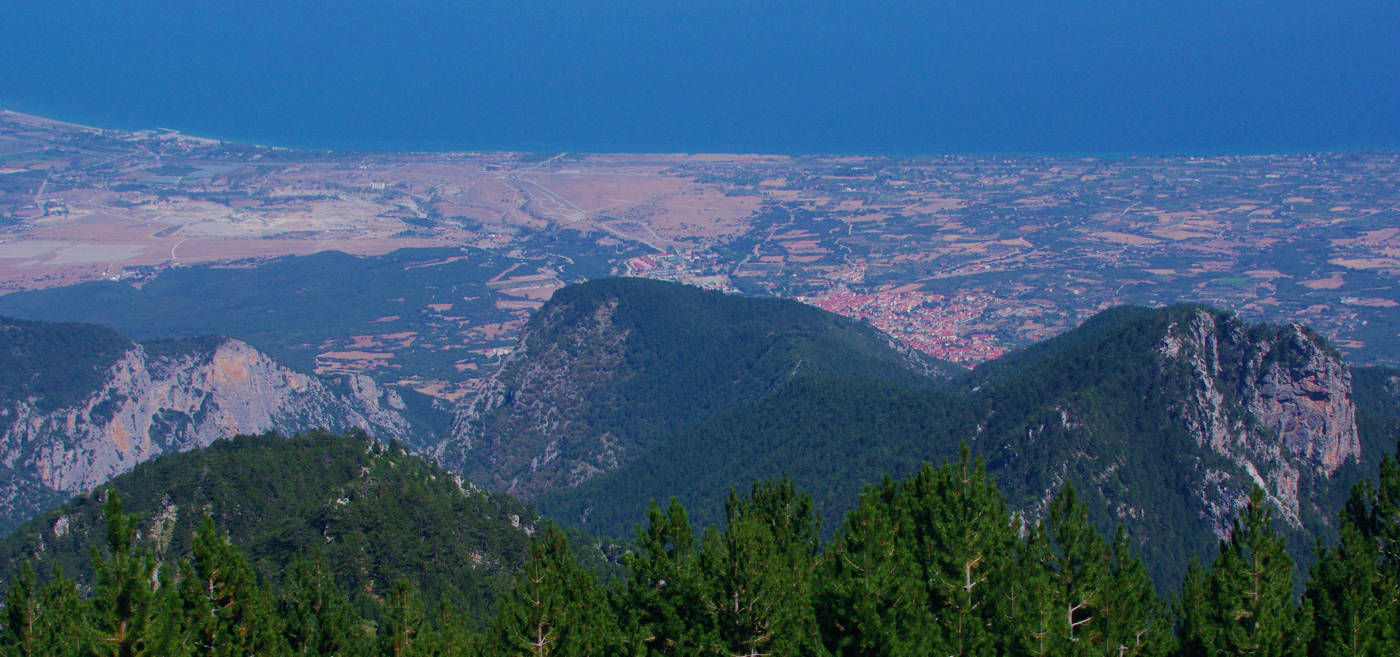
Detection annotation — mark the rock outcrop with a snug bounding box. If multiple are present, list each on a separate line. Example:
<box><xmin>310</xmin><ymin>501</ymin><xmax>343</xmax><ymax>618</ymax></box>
<box><xmin>1159</xmin><ymin>308</ymin><xmax>1360</xmax><ymax>534</ymax></box>
<box><xmin>437</xmin><ymin>296</ymin><xmax>629</xmax><ymax>493</ymax></box>
<box><xmin>0</xmin><ymin>337</ymin><xmax>415</xmax><ymax>532</ymax></box>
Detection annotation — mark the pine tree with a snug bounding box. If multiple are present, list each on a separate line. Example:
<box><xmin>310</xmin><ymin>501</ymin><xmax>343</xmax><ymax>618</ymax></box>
<box><xmin>903</xmin><ymin>447</ymin><xmax>1018</xmax><ymax>657</ymax></box>
<box><xmin>1098</xmin><ymin>527</ymin><xmax>1172</xmax><ymax>657</ymax></box>
<box><xmin>1011</xmin><ymin>485</ymin><xmax>1171</xmax><ymax>657</ymax></box>
<box><xmin>1043</xmin><ymin>484</ymin><xmax>1112</xmax><ymax>655</ymax></box>
<box><xmin>1305</xmin><ymin>448</ymin><xmax>1400</xmax><ymax>656</ymax></box>
<box><xmin>1010</xmin><ymin>524</ymin><xmax>1060</xmax><ymax>657</ymax></box>
<box><xmin>484</xmin><ymin>524</ymin><xmax>619</xmax><ymax>657</ymax></box>
<box><xmin>1177</xmin><ymin>487</ymin><xmax>1310</xmax><ymax>657</ymax></box>
<box><xmin>280</xmin><ymin>551</ymin><xmax>369</xmax><ymax>657</ymax></box>
<box><xmin>818</xmin><ymin>476</ymin><xmax>934</xmax><ymax>657</ymax></box>
<box><xmin>3</xmin><ymin>564</ymin><xmax>88</xmax><ymax>657</ymax></box>
<box><xmin>4</xmin><ymin>564</ymin><xmax>48</xmax><ymax>657</ymax></box>
<box><xmin>700</xmin><ymin>478</ymin><xmax>827</xmax><ymax>657</ymax></box>
<box><xmin>379</xmin><ymin>578</ymin><xmax>432</xmax><ymax>657</ymax></box>
<box><xmin>88</xmin><ymin>492</ymin><xmax>172</xmax><ymax>657</ymax></box>
<box><xmin>431</xmin><ymin>600</ymin><xmax>480</xmax><ymax>657</ymax></box>
<box><xmin>1305</xmin><ymin>521</ymin><xmax>1391</xmax><ymax>656</ymax></box>
<box><xmin>177</xmin><ymin>516</ymin><xmax>287</xmax><ymax>657</ymax></box>
<box><xmin>618</xmin><ymin>499</ymin><xmax>712</xmax><ymax>656</ymax></box>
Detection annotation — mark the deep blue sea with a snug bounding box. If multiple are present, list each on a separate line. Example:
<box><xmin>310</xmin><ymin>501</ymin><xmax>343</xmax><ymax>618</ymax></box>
<box><xmin>2</xmin><ymin>1</ymin><xmax>1398</xmax><ymax>156</ymax></box>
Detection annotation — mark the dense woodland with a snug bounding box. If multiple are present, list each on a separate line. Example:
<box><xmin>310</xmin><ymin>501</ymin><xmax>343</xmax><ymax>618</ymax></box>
<box><xmin>0</xmin><ymin>432</ymin><xmax>564</xmax><ymax>629</ymax></box>
<box><xmin>2</xmin><ymin>442</ymin><xmax>1395</xmax><ymax>657</ymax></box>
<box><xmin>536</xmin><ymin>301</ymin><xmax>1400</xmax><ymax>592</ymax></box>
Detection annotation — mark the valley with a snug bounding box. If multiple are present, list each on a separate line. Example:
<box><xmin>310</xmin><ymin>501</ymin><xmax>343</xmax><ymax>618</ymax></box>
<box><xmin>3</xmin><ymin>110</ymin><xmax>1400</xmax><ymax>651</ymax></box>
<box><xmin>3</xmin><ymin>109</ymin><xmax>1399</xmax><ymax>395</ymax></box>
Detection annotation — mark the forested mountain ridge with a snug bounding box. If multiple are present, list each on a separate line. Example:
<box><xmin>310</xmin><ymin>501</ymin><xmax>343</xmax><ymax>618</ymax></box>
<box><xmin>3</xmin><ymin>280</ymin><xmax>1396</xmax><ymax>593</ymax></box>
<box><xmin>970</xmin><ymin>303</ymin><xmax>1392</xmax><ymax>585</ymax></box>
<box><xmin>0</xmin><ymin>317</ymin><xmax>449</xmax><ymax>534</ymax></box>
<box><xmin>2</xmin><ymin>441</ymin><xmax>1395</xmax><ymax>656</ymax></box>
<box><xmin>0</xmin><ymin>430</ymin><xmax>548</xmax><ymax>628</ymax></box>
<box><xmin>514</xmin><ymin>293</ymin><xmax>1398</xmax><ymax>589</ymax></box>
<box><xmin>439</xmin><ymin>277</ymin><xmax>955</xmax><ymax>496</ymax></box>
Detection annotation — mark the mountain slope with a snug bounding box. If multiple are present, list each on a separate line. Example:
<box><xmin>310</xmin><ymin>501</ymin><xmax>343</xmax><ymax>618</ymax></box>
<box><xmin>438</xmin><ymin>277</ymin><xmax>955</xmax><ymax>496</ymax></box>
<box><xmin>526</xmin><ymin>300</ymin><xmax>1398</xmax><ymax>589</ymax></box>
<box><xmin>0</xmin><ymin>430</ymin><xmax>540</xmax><ymax>627</ymax></box>
<box><xmin>0</xmin><ymin>317</ymin><xmax>448</xmax><ymax>534</ymax></box>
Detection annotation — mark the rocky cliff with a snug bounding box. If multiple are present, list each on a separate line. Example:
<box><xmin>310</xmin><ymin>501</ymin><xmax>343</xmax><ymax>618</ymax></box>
<box><xmin>1159</xmin><ymin>308</ymin><xmax>1360</xmax><ymax>535</ymax></box>
<box><xmin>0</xmin><ymin>326</ymin><xmax>418</xmax><ymax>533</ymax></box>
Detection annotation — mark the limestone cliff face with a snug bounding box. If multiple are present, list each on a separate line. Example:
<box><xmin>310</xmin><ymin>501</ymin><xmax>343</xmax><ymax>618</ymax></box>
<box><xmin>1158</xmin><ymin>309</ymin><xmax>1360</xmax><ymax>534</ymax></box>
<box><xmin>0</xmin><ymin>338</ymin><xmax>414</xmax><ymax>531</ymax></box>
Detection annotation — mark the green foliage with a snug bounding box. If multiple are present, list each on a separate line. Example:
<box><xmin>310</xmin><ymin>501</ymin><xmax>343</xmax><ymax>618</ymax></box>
<box><xmin>378</xmin><ymin>579</ymin><xmax>432</xmax><ymax>657</ymax></box>
<box><xmin>279</xmin><ymin>551</ymin><xmax>370</xmax><ymax>657</ymax></box>
<box><xmin>818</xmin><ymin>446</ymin><xmax>1018</xmax><ymax>657</ymax></box>
<box><xmin>541</xmin><ymin>302</ymin><xmax>1400</xmax><ymax>595</ymax></box>
<box><xmin>699</xmin><ymin>479</ymin><xmax>826</xmax><ymax>657</ymax></box>
<box><xmin>176</xmin><ymin>517</ymin><xmax>286</xmax><ymax>656</ymax></box>
<box><xmin>0</xmin><ymin>431</ymin><xmax>536</xmax><ymax>631</ymax></box>
<box><xmin>902</xmin><ymin>448</ymin><xmax>1017</xmax><ymax>657</ymax></box>
<box><xmin>819</xmin><ymin>475</ymin><xmax>934</xmax><ymax>657</ymax></box>
<box><xmin>615</xmin><ymin>500</ymin><xmax>711</xmax><ymax>656</ymax></box>
<box><xmin>88</xmin><ymin>492</ymin><xmax>178</xmax><ymax>657</ymax></box>
<box><xmin>1304</xmin><ymin>443</ymin><xmax>1400</xmax><ymax>656</ymax></box>
<box><xmin>0</xmin><ymin>316</ymin><xmax>132</xmax><ymax>414</ymax></box>
<box><xmin>483</xmin><ymin>524</ymin><xmax>620</xmax><ymax>657</ymax></box>
<box><xmin>538</xmin><ymin>374</ymin><xmax>976</xmax><ymax>540</ymax></box>
<box><xmin>1016</xmin><ymin>485</ymin><xmax>1171</xmax><ymax>657</ymax></box>
<box><xmin>2</xmin><ymin>564</ymin><xmax>85</xmax><ymax>657</ymax></box>
<box><xmin>1177</xmin><ymin>488</ymin><xmax>1310</xmax><ymax>657</ymax></box>
<box><xmin>465</xmin><ymin>277</ymin><xmax>954</xmax><ymax>494</ymax></box>
<box><xmin>2</xmin><ymin>451</ymin><xmax>1394</xmax><ymax>657</ymax></box>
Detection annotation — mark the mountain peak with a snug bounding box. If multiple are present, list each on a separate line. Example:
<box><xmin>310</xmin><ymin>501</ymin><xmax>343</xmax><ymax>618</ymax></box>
<box><xmin>435</xmin><ymin>277</ymin><xmax>950</xmax><ymax>497</ymax></box>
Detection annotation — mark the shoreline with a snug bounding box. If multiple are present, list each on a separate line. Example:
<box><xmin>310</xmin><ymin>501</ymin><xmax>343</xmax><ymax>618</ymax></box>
<box><xmin>4</xmin><ymin>106</ymin><xmax>1397</xmax><ymax>162</ymax></box>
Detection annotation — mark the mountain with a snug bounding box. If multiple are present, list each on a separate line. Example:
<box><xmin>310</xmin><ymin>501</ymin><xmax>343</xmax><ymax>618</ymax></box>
<box><xmin>0</xmin><ymin>430</ymin><xmax>543</xmax><ymax>627</ymax></box>
<box><xmin>0</xmin><ymin>316</ymin><xmax>449</xmax><ymax>534</ymax></box>
<box><xmin>495</xmin><ymin>295</ymin><xmax>1400</xmax><ymax>589</ymax></box>
<box><xmin>5</xmin><ymin>277</ymin><xmax>1396</xmax><ymax>592</ymax></box>
<box><xmin>436</xmin><ymin>277</ymin><xmax>955</xmax><ymax>497</ymax></box>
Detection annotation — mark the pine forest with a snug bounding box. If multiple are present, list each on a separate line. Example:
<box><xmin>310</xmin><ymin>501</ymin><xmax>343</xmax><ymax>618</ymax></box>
<box><xmin>2</xmin><ymin>437</ymin><xmax>1396</xmax><ymax>657</ymax></box>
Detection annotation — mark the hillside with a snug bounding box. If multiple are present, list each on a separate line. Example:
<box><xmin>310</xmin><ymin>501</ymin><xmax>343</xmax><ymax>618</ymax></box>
<box><xmin>6</xmin><ymin>433</ymin><xmax>1395</xmax><ymax>656</ymax></box>
<box><xmin>528</xmin><ymin>301</ymin><xmax>1400</xmax><ymax>589</ymax></box>
<box><xmin>438</xmin><ymin>277</ymin><xmax>956</xmax><ymax>496</ymax></box>
<box><xmin>0</xmin><ymin>316</ymin><xmax>449</xmax><ymax>534</ymax></box>
<box><xmin>0</xmin><ymin>430</ymin><xmax>541</xmax><ymax>626</ymax></box>
<box><xmin>5</xmin><ymin>277</ymin><xmax>1397</xmax><ymax>593</ymax></box>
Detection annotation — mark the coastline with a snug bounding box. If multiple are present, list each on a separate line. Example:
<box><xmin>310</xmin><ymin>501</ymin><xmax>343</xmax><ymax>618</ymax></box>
<box><xmin>4</xmin><ymin>105</ymin><xmax>1396</xmax><ymax>161</ymax></box>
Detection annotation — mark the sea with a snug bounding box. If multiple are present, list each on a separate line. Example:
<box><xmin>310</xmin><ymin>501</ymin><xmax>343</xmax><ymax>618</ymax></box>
<box><xmin>2</xmin><ymin>1</ymin><xmax>1398</xmax><ymax>156</ymax></box>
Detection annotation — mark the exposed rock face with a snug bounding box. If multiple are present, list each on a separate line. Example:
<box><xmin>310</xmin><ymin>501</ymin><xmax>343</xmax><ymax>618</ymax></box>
<box><xmin>436</xmin><ymin>297</ymin><xmax>629</xmax><ymax>493</ymax></box>
<box><xmin>0</xmin><ymin>338</ymin><xmax>414</xmax><ymax>532</ymax></box>
<box><xmin>1159</xmin><ymin>308</ymin><xmax>1360</xmax><ymax>534</ymax></box>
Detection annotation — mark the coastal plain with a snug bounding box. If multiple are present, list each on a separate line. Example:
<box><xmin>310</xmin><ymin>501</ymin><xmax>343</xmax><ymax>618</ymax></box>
<box><xmin>3</xmin><ymin>109</ymin><xmax>1399</xmax><ymax>400</ymax></box>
